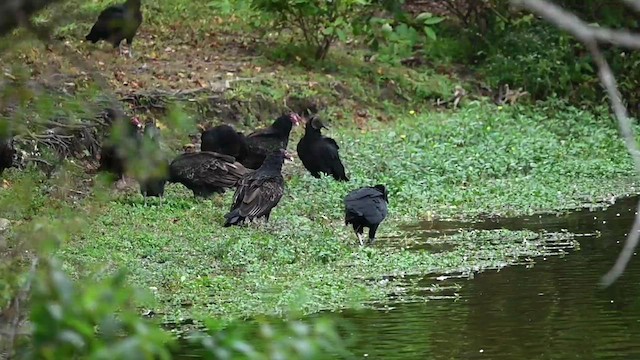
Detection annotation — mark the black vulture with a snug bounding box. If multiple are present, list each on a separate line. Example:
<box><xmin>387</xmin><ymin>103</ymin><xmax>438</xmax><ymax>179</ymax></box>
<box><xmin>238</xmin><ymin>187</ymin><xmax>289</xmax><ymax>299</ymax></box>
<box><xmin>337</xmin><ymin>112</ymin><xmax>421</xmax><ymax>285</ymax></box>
<box><xmin>85</xmin><ymin>0</ymin><xmax>143</xmax><ymax>58</ymax></box>
<box><xmin>344</xmin><ymin>184</ymin><xmax>389</xmax><ymax>246</ymax></box>
<box><xmin>200</xmin><ymin>124</ymin><xmax>248</xmax><ymax>162</ymax></box>
<box><xmin>169</xmin><ymin>151</ymin><xmax>249</xmax><ymax>198</ymax></box>
<box><xmin>138</xmin><ymin>120</ymin><xmax>168</xmax><ymax>203</ymax></box>
<box><xmin>98</xmin><ymin>116</ymin><xmax>143</xmax><ymax>182</ymax></box>
<box><xmin>0</xmin><ymin>137</ymin><xmax>15</xmax><ymax>176</ymax></box>
<box><xmin>296</xmin><ymin>116</ymin><xmax>348</xmax><ymax>181</ymax></box>
<box><xmin>241</xmin><ymin>113</ymin><xmax>302</xmax><ymax>169</ymax></box>
<box><xmin>223</xmin><ymin>149</ymin><xmax>291</xmax><ymax>227</ymax></box>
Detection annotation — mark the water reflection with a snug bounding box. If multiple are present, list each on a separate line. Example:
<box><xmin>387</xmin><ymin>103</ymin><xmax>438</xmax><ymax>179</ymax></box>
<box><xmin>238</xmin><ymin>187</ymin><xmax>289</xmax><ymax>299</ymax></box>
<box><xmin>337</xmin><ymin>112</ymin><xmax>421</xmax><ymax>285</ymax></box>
<box><xmin>342</xmin><ymin>197</ymin><xmax>640</xmax><ymax>359</ymax></box>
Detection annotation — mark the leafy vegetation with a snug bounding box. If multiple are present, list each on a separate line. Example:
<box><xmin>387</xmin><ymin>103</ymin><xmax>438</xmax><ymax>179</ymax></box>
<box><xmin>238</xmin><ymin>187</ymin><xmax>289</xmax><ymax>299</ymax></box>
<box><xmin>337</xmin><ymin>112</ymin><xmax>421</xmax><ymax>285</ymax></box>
<box><xmin>53</xmin><ymin>101</ymin><xmax>636</xmax><ymax>323</ymax></box>
<box><xmin>1</xmin><ymin>0</ymin><xmax>640</xmax><ymax>357</ymax></box>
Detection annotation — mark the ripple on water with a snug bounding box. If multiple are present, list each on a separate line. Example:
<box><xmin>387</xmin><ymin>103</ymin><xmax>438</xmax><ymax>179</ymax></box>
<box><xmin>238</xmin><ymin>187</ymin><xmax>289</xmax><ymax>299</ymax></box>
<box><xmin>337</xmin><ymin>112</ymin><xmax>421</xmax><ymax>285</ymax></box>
<box><xmin>340</xmin><ymin>196</ymin><xmax>640</xmax><ymax>359</ymax></box>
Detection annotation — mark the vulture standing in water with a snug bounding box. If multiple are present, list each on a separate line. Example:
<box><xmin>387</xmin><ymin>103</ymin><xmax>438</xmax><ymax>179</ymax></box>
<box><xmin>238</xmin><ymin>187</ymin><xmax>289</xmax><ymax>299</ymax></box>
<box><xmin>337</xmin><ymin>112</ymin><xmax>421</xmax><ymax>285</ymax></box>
<box><xmin>85</xmin><ymin>0</ymin><xmax>143</xmax><ymax>58</ymax></box>
<box><xmin>344</xmin><ymin>184</ymin><xmax>389</xmax><ymax>246</ymax></box>
<box><xmin>241</xmin><ymin>113</ymin><xmax>302</xmax><ymax>169</ymax></box>
<box><xmin>169</xmin><ymin>151</ymin><xmax>249</xmax><ymax>198</ymax></box>
<box><xmin>296</xmin><ymin>116</ymin><xmax>348</xmax><ymax>181</ymax></box>
<box><xmin>138</xmin><ymin>120</ymin><xmax>168</xmax><ymax>203</ymax></box>
<box><xmin>200</xmin><ymin>124</ymin><xmax>248</xmax><ymax>162</ymax></box>
<box><xmin>0</xmin><ymin>137</ymin><xmax>15</xmax><ymax>176</ymax></box>
<box><xmin>98</xmin><ymin>116</ymin><xmax>143</xmax><ymax>183</ymax></box>
<box><xmin>224</xmin><ymin>149</ymin><xmax>291</xmax><ymax>227</ymax></box>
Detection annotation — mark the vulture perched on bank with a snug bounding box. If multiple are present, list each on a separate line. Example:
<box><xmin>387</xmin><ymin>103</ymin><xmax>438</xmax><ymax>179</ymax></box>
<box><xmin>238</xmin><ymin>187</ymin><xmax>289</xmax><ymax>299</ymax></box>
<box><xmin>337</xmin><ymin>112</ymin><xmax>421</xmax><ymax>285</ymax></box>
<box><xmin>296</xmin><ymin>116</ymin><xmax>348</xmax><ymax>181</ymax></box>
<box><xmin>200</xmin><ymin>124</ymin><xmax>248</xmax><ymax>162</ymax></box>
<box><xmin>169</xmin><ymin>151</ymin><xmax>249</xmax><ymax>198</ymax></box>
<box><xmin>241</xmin><ymin>113</ymin><xmax>302</xmax><ymax>169</ymax></box>
<box><xmin>223</xmin><ymin>149</ymin><xmax>290</xmax><ymax>227</ymax></box>
<box><xmin>98</xmin><ymin>116</ymin><xmax>143</xmax><ymax>182</ymax></box>
<box><xmin>138</xmin><ymin>120</ymin><xmax>168</xmax><ymax>203</ymax></box>
<box><xmin>0</xmin><ymin>137</ymin><xmax>15</xmax><ymax>176</ymax></box>
<box><xmin>85</xmin><ymin>0</ymin><xmax>143</xmax><ymax>58</ymax></box>
<box><xmin>344</xmin><ymin>184</ymin><xmax>389</xmax><ymax>246</ymax></box>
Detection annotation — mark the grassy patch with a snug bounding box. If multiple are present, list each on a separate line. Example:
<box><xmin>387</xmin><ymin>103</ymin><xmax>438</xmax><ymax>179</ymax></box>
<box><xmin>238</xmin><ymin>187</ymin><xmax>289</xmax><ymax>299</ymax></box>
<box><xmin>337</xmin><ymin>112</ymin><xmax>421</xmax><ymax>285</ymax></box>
<box><xmin>2</xmin><ymin>0</ymin><xmax>638</xmax><ymax>326</ymax></box>
<box><xmin>51</xmin><ymin>101</ymin><xmax>637</xmax><ymax>322</ymax></box>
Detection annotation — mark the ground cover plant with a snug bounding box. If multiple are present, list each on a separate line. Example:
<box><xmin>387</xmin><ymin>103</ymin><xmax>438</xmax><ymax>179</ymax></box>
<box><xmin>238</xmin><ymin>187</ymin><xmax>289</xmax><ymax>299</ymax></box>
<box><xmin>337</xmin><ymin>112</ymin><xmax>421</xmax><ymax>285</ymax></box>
<box><xmin>58</xmin><ymin>102</ymin><xmax>637</xmax><ymax>322</ymax></box>
<box><xmin>1</xmin><ymin>0</ymin><xmax>640</xmax><ymax>357</ymax></box>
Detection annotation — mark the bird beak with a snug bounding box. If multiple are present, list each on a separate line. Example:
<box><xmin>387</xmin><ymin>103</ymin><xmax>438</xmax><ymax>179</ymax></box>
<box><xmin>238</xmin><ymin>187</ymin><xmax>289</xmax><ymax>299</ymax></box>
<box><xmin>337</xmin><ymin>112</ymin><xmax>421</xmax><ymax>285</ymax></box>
<box><xmin>132</xmin><ymin>116</ymin><xmax>143</xmax><ymax>129</ymax></box>
<box><xmin>291</xmin><ymin>113</ymin><xmax>303</xmax><ymax>126</ymax></box>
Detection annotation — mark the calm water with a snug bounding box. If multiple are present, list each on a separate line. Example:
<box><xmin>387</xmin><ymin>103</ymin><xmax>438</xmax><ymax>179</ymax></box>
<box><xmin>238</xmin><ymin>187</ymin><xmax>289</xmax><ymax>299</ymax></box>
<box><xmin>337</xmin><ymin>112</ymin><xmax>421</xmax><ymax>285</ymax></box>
<box><xmin>340</xmin><ymin>196</ymin><xmax>640</xmax><ymax>359</ymax></box>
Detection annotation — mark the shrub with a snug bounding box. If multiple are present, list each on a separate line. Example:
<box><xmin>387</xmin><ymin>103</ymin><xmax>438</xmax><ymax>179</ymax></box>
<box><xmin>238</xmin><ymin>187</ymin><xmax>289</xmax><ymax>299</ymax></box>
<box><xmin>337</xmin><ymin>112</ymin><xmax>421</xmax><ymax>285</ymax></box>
<box><xmin>360</xmin><ymin>9</ymin><xmax>445</xmax><ymax>65</ymax></box>
<box><xmin>251</xmin><ymin>0</ymin><xmax>371</xmax><ymax>61</ymax></box>
<box><xmin>480</xmin><ymin>21</ymin><xmax>597</xmax><ymax>101</ymax></box>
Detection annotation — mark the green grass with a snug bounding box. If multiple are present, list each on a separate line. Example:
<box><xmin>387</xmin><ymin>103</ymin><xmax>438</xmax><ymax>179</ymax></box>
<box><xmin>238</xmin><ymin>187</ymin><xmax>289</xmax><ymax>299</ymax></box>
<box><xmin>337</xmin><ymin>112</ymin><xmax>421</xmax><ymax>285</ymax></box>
<box><xmin>52</xmin><ymin>101</ymin><xmax>637</xmax><ymax>322</ymax></box>
<box><xmin>2</xmin><ymin>0</ymin><xmax>638</xmax><ymax>326</ymax></box>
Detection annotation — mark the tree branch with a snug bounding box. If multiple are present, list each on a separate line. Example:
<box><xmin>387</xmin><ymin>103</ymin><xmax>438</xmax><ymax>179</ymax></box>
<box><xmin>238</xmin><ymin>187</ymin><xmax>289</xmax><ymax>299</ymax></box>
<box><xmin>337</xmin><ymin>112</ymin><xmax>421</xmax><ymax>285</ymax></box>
<box><xmin>512</xmin><ymin>0</ymin><xmax>640</xmax><ymax>286</ymax></box>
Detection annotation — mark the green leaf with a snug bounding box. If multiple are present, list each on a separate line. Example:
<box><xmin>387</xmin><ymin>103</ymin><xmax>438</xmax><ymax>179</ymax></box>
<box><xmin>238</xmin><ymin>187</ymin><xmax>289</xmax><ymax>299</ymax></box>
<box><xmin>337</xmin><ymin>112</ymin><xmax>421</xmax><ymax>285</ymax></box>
<box><xmin>424</xmin><ymin>26</ymin><xmax>437</xmax><ymax>41</ymax></box>
<box><xmin>336</xmin><ymin>28</ymin><xmax>347</xmax><ymax>41</ymax></box>
<box><xmin>415</xmin><ymin>12</ymin><xmax>432</xmax><ymax>22</ymax></box>
<box><xmin>423</xmin><ymin>16</ymin><xmax>445</xmax><ymax>25</ymax></box>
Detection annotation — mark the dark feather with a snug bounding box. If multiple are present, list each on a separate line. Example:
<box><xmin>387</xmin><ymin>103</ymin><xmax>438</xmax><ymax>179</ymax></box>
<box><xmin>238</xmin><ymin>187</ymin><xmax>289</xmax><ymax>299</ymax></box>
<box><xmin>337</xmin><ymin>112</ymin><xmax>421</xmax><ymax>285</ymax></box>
<box><xmin>344</xmin><ymin>185</ymin><xmax>389</xmax><ymax>244</ymax></box>
<box><xmin>296</xmin><ymin>117</ymin><xmax>348</xmax><ymax>181</ymax></box>
<box><xmin>98</xmin><ymin>117</ymin><xmax>142</xmax><ymax>181</ymax></box>
<box><xmin>224</xmin><ymin>149</ymin><xmax>287</xmax><ymax>226</ymax></box>
<box><xmin>85</xmin><ymin>0</ymin><xmax>142</xmax><ymax>48</ymax></box>
<box><xmin>169</xmin><ymin>151</ymin><xmax>249</xmax><ymax>198</ymax></box>
<box><xmin>242</xmin><ymin>113</ymin><xmax>301</xmax><ymax>169</ymax></box>
<box><xmin>200</xmin><ymin>124</ymin><xmax>248</xmax><ymax>162</ymax></box>
<box><xmin>138</xmin><ymin>121</ymin><xmax>167</xmax><ymax>198</ymax></box>
<box><xmin>0</xmin><ymin>137</ymin><xmax>15</xmax><ymax>176</ymax></box>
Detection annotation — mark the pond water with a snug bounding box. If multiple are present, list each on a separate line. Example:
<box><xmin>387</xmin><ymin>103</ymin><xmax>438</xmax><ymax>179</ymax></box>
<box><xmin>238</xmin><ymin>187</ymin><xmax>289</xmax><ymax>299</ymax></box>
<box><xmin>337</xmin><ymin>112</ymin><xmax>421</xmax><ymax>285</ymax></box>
<box><xmin>340</xmin><ymin>196</ymin><xmax>640</xmax><ymax>359</ymax></box>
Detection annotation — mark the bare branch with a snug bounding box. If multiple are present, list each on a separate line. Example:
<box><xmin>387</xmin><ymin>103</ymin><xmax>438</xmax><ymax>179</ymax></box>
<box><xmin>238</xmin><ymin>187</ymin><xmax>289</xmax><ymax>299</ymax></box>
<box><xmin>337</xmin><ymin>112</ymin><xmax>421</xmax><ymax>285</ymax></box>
<box><xmin>512</xmin><ymin>0</ymin><xmax>640</xmax><ymax>286</ymax></box>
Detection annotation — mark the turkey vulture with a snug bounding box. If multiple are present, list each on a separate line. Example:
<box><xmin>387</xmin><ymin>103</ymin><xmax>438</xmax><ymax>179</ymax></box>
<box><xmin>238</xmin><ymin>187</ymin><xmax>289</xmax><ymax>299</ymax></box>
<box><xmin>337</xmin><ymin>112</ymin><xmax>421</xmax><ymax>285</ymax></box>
<box><xmin>0</xmin><ymin>137</ymin><xmax>15</xmax><ymax>176</ymax></box>
<box><xmin>138</xmin><ymin>120</ymin><xmax>167</xmax><ymax>203</ymax></box>
<box><xmin>85</xmin><ymin>0</ymin><xmax>143</xmax><ymax>58</ymax></box>
<box><xmin>296</xmin><ymin>116</ymin><xmax>348</xmax><ymax>181</ymax></box>
<box><xmin>200</xmin><ymin>124</ymin><xmax>248</xmax><ymax>162</ymax></box>
<box><xmin>241</xmin><ymin>113</ymin><xmax>302</xmax><ymax>169</ymax></box>
<box><xmin>344</xmin><ymin>184</ymin><xmax>389</xmax><ymax>246</ymax></box>
<box><xmin>169</xmin><ymin>151</ymin><xmax>249</xmax><ymax>198</ymax></box>
<box><xmin>98</xmin><ymin>116</ymin><xmax>143</xmax><ymax>182</ymax></box>
<box><xmin>223</xmin><ymin>149</ymin><xmax>291</xmax><ymax>227</ymax></box>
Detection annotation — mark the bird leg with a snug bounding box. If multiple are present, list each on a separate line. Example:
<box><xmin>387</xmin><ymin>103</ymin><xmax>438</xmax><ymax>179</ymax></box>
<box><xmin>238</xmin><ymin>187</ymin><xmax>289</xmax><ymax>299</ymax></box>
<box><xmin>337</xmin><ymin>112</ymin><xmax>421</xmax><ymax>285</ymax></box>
<box><xmin>128</xmin><ymin>43</ymin><xmax>134</xmax><ymax>59</ymax></box>
<box><xmin>352</xmin><ymin>223</ymin><xmax>365</xmax><ymax>246</ymax></box>
<box><xmin>143</xmin><ymin>195</ymin><xmax>148</xmax><ymax>206</ymax></box>
<box><xmin>367</xmin><ymin>225</ymin><xmax>379</xmax><ymax>246</ymax></box>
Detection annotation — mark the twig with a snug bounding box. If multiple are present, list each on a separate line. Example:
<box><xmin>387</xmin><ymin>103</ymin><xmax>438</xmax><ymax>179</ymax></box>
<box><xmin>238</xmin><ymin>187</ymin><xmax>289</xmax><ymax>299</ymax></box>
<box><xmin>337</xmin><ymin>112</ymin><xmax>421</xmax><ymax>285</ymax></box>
<box><xmin>23</xmin><ymin>157</ymin><xmax>54</xmax><ymax>167</ymax></box>
<box><xmin>512</xmin><ymin>0</ymin><xmax>640</xmax><ymax>286</ymax></box>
